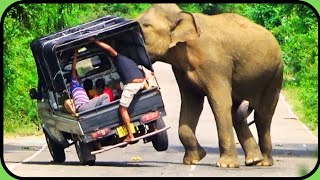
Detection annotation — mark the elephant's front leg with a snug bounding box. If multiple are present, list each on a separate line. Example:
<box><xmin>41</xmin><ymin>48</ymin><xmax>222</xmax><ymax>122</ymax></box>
<box><xmin>178</xmin><ymin>89</ymin><xmax>206</xmax><ymax>165</ymax></box>
<box><xmin>173</xmin><ymin>68</ymin><xmax>206</xmax><ymax>165</ymax></box>
<box><xmin>207</xmin><ymin>81</ymin><xmax>240</xmax><ymax>168</ymax></box>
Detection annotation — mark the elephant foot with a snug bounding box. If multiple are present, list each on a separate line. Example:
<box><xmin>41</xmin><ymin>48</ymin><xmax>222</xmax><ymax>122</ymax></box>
<box><xmin>245</xmin><ymin>157</ymin><xmax>264</xmax><ymax>166</ymax></box>
<box><xmin>183</xmin><ymin>147</ymin><xmax>206</xmax><ymax>165</ymax></box>
<box><xmin>245</xmin><ymin>151</ymin><xmax>264</xmax><ymax>166</ymax></box>
<box><xmin>256</xmin><ymin>154</ymin><xmax>273</xmax><ymax>166</ymax></box>
<box><xmin>216</xmin><ymin>155</ymin><xmax>240</xmax><ymax>168</ymax></box>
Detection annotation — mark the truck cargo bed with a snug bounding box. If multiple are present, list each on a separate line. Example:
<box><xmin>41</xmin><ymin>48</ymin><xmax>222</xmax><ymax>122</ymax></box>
<box><xmin>78</xmin><ymin>87</ymin><xmax>165</xmax><ymax>134</ymax></box>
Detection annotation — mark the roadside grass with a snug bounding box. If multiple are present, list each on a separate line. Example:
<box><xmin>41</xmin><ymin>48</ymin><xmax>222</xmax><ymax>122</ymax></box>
<box><xmin>282</xmin><ymin>88</ymin><xmax>318</xmax><ymax>137</ymax></box>
<box><xmin>4</xmin><ymin>123</ymin><xmax>42</xmax><ymax>138</ymax></box>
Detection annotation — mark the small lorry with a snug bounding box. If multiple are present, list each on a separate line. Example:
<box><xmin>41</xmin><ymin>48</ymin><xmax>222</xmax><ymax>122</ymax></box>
<box><xmin>29</xmin><ymin>15</ymin><xmax>169</xmax><ymax>165</ymax></box>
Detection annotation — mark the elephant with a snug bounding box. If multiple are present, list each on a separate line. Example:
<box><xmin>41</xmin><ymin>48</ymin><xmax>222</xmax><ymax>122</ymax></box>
<box><xmin>137</xmin><ymin>4</ymin><xmax>283</xmax><ymax>168</ymax></box>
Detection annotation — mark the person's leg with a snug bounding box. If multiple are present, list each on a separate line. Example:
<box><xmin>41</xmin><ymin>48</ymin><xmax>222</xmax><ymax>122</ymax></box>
<box><xmin>119</xmin><ymin>105</ymin><xmax>135</xmax><ymax>141</ymax></box>
<box><xmin>78</xmin><ymin>94</ymin><xmax>109</xmax><ymax>112</ymax></box>
<box><xmin>100</xmin><ymin>94</ymin><xmax>111</xmax><ymax>105</ymax></box>
<box><xmin>119</xmin><ymin>82</ymin><xmax>145</xmax><ymax>142</ymax></box>
<box><xmin>96</xmin><ymin>94</ymin><xmax>109</xmax><ymax>105</ymax></box>
<box><xmin>64</xmin><ymin>99</ymin><xmax>76</xmax><ymax>113</ymax></box>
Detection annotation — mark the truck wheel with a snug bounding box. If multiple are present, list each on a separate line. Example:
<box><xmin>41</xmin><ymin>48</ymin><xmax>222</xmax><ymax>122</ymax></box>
<box><xmin>151</xmin><ymin>118</ymin><xmax>169</xmax><ymax>151</ymax></box>
<box><xmin>43</xmin><ymin>129</ymin><xmax>66</xmax><ymax>163</ymax></box>
<box><xmin>75</xmin><ymin>140</ymin><xmax>96</xmax><ymax>166</ymax></box>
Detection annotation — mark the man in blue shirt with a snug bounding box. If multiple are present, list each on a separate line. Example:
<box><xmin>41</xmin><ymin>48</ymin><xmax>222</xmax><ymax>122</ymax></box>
<box><xmin>93</xmin><ymin>38</ymin><xmax>152</xmax><ymax>142</ymax></box>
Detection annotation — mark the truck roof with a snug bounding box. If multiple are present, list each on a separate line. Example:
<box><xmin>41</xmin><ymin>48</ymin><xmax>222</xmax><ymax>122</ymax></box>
<box><xmin>30</xmin><ymin>15</ymin><xmax>153</xmax><ymax>92</ymax></box>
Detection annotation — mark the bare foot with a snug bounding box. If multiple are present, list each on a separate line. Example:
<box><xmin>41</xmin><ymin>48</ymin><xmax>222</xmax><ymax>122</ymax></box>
<box><xmin>123</xmin><ymin>136</ymin><xmax>135</xmax><ymax>142</ymax></box>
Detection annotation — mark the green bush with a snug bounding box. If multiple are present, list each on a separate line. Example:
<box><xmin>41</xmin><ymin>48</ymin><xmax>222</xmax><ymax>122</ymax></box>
<box><xmin>226</xmin><ymin>3</ymin><xmax>318</xmax><ymax>132</ymax></box>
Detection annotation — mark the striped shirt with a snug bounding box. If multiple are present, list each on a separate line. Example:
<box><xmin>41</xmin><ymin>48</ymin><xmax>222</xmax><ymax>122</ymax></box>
<box><xmin>70</xmin><ymin>78</ymin><xmax>89</xmax><ymax>110</ymax></box>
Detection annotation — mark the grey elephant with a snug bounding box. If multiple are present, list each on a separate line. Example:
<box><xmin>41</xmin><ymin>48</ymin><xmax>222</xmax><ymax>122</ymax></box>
<box><xmin>137</xmin><ymin>4</ymin><xmax>283</xmax><ymax>168</ymax></box>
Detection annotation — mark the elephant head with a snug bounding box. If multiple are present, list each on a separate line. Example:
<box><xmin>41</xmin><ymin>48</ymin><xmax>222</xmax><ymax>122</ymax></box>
<box><xmin>137</xmin><ymin>4</ymin><xmax>201</xmax><ymax>63</ymax></box>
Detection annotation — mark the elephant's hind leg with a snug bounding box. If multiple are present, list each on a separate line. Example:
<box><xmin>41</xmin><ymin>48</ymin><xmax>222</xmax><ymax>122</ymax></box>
<box><xmin>254</xmin><ymin>97</ymin><xmax>279</xmax><ymax>166</ymax></box>
<box><xmin>254</xmin><ymin>110</ymin><xmax>275</xmax><ymax>166</ymax></box>
<box><xmin>232</xmin><ymin>101</ymin><xmax>264</xmax><ymax>166</ymax></box>
<box><xmin>255</xmin><ymin>64</ymin><xmax>283</xmax><ymax>166</ymax></box>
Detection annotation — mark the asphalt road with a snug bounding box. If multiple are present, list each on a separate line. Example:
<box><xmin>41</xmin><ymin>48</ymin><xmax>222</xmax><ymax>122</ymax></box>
<box><xmin>2</xmin><ymin>62</ymin><xmax>318</xmax><ymax>178</ymax></box>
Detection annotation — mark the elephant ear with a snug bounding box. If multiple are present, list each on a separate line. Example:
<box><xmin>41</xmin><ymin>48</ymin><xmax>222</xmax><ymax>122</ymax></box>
<box><xmin>169</xmin><ymin>12</ymin><xmax>201</xmax><ymax>48</ymax></box>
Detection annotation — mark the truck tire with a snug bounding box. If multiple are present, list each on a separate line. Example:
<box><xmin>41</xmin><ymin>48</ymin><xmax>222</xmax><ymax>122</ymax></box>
<box><xmin>43</xmin><ymin>129</ymin><xmax>66</xmax><ymax>163</ymax></box>
<box><xmin>75</xmin><ymin>140</ymin><xmax>96</xmax><ymax>166</ymax></box>
<box><xmin>152</xmin><ymin>118</ymin><xmax>169</xmax><ymax>151</ymax></box>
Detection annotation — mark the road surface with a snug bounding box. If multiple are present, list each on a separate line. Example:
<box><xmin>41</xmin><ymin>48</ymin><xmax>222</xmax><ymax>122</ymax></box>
<box><xmin>2</xmin><ymin>62</ymin><xmax>318</xmax><ymax>178</ymax></box>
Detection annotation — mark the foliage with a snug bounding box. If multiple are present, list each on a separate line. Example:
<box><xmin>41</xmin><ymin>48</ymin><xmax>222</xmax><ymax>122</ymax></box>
<box><xmin>227</xmin><ymin>3</ymin><xmax>318</xmax><ymax>132</ymax></box>
<box><xmin>3</xmin><ymin>3</ymin><xmax>318</xmax><ymax>135</ymax></box>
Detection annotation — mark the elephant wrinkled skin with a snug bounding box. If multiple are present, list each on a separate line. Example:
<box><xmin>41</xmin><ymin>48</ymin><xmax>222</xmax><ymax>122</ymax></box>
<box><xmin>137</xmin><ymin>4</ymin><xmax>283</xmax><ymax>168</ymax></box>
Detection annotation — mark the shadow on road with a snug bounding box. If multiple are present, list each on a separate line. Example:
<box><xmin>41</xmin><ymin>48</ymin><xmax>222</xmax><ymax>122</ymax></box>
<box><xmin>3</xmin><ymin>159</ymin><xmax>269</xmax><ymax>168</ymax></box>
<box><xmin>8</xmin><ymin>160</ymin><xmax>158</xmax><ymax>167</ymax></box>
<box><xmin>4</xmin><ymin>143</ymin><xmax>317</xmax><ymax>169</ymax></box>
<box><xmin>166</xmin><ymin>144</ymin><xmax>318</xmax><ymax>157</ymax></box>
<box><xmin>6</xmin><ymin>159</ymin><xmax>293</xmax><ymax>169</ymax></box>
<box><xmin>3</xmin><ymin>144</ymin><xmax>43</xmax><ymax>153</ymax></box>
<box><xmin>3</xmin><ymin>142</ymin><xmax>317</xmax><ymax>157</ymax></box>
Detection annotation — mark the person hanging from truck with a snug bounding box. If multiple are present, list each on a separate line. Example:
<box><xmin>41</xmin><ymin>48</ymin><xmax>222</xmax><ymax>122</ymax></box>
<box><xmin>65</xmin><ymin>49</ymin><xmax>111</xmax><ymax>113</ymax></box>
<box><xmin>92</xmin><ymin>37</ymin><xmax>154</xmax><ymax>142</ymax></box>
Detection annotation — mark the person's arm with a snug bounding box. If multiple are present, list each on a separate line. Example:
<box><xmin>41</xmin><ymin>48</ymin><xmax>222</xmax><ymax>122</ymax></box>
<box><xmin>92</xmin><ymin>39</ymin><xmax>118</xmax><ymax>57</ymax></box>
<box><xmin>72</xmin><ymin>49</ymin><xmax>78</xmax><ymax>78</ymax></box>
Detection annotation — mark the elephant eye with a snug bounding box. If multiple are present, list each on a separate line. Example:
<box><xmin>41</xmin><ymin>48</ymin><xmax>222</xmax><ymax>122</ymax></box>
<box><xmin>143</xmin><ymin>23</ymin><xmax>152</xmax><ymax>28</ymax></box>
